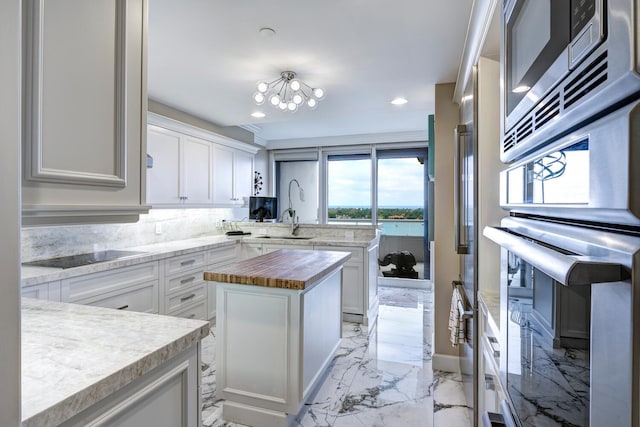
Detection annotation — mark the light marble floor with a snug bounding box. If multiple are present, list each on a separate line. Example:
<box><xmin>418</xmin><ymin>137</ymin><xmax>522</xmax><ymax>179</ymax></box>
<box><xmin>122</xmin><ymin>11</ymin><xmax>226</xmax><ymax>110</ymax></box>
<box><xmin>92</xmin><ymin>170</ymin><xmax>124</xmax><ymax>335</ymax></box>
<box><xmin>200</xmin><ymin>286</ymin><xmax>471</xmax><ymax>426</ymax></box>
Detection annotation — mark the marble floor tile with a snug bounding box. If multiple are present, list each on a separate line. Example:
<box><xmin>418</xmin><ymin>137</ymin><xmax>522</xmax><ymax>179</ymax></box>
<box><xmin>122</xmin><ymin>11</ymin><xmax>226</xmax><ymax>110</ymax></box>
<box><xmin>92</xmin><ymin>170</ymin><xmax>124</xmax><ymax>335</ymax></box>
<box><xmin>201</xmin><ymin>286</ymin><xmax>470</xmax><ymax>427</ymax></box>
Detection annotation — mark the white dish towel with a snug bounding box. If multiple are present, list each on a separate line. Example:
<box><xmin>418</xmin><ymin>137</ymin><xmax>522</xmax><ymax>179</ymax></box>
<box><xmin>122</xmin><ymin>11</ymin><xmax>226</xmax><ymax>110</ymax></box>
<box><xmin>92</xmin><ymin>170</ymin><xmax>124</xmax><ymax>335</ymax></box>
<box><xmin>448</xmin><ymin>287</ymin><xmax>467</xmax><ymax>347</ymax></box>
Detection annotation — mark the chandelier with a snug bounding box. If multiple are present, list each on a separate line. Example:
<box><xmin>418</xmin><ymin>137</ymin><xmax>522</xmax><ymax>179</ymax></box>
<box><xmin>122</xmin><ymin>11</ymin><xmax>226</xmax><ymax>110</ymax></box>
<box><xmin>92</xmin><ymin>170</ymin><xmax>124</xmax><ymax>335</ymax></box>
<box><xmin>253</xmin><ymin>71</ymin><xmax>325</xmax><ymax>112</ymax></box>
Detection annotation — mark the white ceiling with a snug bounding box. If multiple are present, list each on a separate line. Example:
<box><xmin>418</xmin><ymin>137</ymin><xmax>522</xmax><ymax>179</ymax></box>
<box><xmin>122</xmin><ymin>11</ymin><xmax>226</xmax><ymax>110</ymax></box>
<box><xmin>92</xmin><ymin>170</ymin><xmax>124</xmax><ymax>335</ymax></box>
<box><xmin>148</xmin><ymin>0</ymin><xmax>474</xmax><ymax>144</ymax></box>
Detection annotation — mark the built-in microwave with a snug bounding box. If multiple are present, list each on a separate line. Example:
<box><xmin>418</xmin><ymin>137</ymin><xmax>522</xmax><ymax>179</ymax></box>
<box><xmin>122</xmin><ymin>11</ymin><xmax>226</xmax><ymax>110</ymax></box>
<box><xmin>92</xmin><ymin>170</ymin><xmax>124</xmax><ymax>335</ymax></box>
<box><xmin>501</xmin><ymin>0</ymin><xmax>640</xmax><ymax>162</ymax></box>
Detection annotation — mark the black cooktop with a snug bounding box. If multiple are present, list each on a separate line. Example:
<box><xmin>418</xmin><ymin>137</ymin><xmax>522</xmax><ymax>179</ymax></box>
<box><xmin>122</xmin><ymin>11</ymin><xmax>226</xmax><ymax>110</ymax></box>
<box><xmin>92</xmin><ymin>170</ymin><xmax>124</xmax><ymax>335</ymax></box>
<box><xmin>23</xmin><ymin>250</ymin><xmax>147</xmax><ymax>269</ymax></box>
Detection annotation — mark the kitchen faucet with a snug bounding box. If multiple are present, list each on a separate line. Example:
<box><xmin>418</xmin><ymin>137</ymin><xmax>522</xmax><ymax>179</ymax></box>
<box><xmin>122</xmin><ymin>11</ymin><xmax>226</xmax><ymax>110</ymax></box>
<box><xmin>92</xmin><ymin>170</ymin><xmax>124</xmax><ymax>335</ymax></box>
<box><xmin>280</xmin><ymin>208</ymin><xmax>300</xmax><ymax>235</ymax></box>
<box><xmin>286</xmin><ymin>179</ymin><xmax>304</xmax><ymax>235</ymax></box>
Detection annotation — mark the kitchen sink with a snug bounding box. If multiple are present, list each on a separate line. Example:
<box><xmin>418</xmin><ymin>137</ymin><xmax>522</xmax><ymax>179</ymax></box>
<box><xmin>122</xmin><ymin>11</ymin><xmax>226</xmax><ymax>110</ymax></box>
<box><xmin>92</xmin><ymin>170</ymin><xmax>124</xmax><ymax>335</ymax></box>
<box><xmin>255</xmin><ymin>236</ymin><xmax>314</xmax><ymax>240</ymax></box>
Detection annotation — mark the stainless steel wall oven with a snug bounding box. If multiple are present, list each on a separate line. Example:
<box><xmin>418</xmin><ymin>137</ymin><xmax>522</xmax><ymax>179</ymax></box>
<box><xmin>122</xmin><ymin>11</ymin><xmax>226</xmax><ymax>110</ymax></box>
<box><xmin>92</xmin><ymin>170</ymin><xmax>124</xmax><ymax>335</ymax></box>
<box><xmin>501</xmin><ymin>0</ymin><xmax>640</xmax><ymax>162</ymax></box>
<box><xmin>484</xmin><ymin>100</ymin><xmax>640</xmax><ymax>426</ymax></box>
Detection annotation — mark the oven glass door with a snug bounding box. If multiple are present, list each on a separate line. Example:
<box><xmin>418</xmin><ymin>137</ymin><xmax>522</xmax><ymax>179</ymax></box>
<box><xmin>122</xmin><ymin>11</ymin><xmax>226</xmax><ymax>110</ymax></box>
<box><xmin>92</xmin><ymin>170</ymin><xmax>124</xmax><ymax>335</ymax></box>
<box><xmin>506</xmin><ymin>249</ymin><xmax>591</xmax><ymax>426</ymax></box>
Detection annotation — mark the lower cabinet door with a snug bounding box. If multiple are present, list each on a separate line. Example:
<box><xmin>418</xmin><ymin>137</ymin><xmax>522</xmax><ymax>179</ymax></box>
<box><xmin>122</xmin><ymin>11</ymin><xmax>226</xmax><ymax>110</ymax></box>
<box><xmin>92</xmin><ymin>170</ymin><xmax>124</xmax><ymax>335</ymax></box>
<box><xmin>60</xmin><ymin>345</ymin><xmax>200</xmax><ymax>427</ymax></box>
<box><xmin>169</xmin><ymin>300</ymin><xmax>207</xmax><ymax>321</ymax></box>
<box><xmin>80</xmin><ymin>281</ymin><xmax>159</xmax><ymax>314</ymax></box>
<box><xmin>342</xmin><ymin>263</ymin><xmax>364</xmax><ymax>315</ymax></box>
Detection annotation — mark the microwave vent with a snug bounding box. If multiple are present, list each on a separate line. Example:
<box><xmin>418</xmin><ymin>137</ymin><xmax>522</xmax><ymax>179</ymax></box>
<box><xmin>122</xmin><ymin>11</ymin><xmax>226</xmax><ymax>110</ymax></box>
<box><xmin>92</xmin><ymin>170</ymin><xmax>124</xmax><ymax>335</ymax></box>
<box><xmin>516</xmin><ymin>116</ymin><xmax>533</xmax><ymax>141</ymax></box>
<box><xmin>534</xmin><ymin>93</ymin><xmax>560</xmax><ymax>130</ymax></box>
<box><xmin>504</xmin><ymin>132</ymin><xmax>516</xmax><ymax>153</ymax></box>
<box><xmin>563</xmin><ymin>51</ymin><xmax>608</xmax><ymax>109</ymax></box>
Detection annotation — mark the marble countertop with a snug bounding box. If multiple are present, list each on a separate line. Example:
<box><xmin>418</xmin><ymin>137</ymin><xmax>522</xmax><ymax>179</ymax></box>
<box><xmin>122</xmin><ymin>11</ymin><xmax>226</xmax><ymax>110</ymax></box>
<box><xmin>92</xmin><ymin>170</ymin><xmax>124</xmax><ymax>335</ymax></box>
<box><xmin>204</xmin><ymin>249</ymin><xmax>351</xmax><ymax>290</ymax></box>
<box><xmin>21</xmin><ymin>298</ymin><xmax>209</xmax><ymax>427</ymax></box>
<box><xmin>478</xmin><ymin>290</ymin><xmax>500</xmax><ymax>336</ymax></box>
<box><xmin>21</xmin><ymin>235</ymin><xmax>237</xmax><ymax>287</ymax></box>
<box><xmin>21</xmin><ymin>232</ymin><xmax>378</xmax><ymax>288</ymax></box>
<box><xmin>239</xmin><ymin>234</ymin><xmax>377</xmax><ymax>248</ymax></box>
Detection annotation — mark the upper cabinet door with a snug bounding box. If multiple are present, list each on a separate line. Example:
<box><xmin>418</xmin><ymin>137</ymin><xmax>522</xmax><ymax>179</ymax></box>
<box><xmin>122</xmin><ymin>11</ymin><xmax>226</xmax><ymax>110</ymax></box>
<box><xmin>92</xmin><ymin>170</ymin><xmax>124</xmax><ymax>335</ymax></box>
<box><xmin>147</xmin><ymin>127</ymin><xmax>181</xmax><ymax>204</ymax></box>
<box><xmin>22</xmin><ymin>0</ymin><xmax>148</xmax><ymax>225</ymax></box>
<box><xmin>182</xmin><ymin>137</ymin><xmax>213</xmax><ymax>205</ymax></box>
<box><xmin>212</xmin><ymin>145</ymin><xmax>235</xmax><ymax>205</ymax></box>
<box><xmin>233</xmin><ymin>150</ymin><xmax>254</xmax><ymax>203</ymax></box>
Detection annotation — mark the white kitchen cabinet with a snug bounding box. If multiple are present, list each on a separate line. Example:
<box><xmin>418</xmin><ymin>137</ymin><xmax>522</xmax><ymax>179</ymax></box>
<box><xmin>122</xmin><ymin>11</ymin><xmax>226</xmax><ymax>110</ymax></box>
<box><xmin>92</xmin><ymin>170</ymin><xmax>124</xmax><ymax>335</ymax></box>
<box><xmin>262</xmin><ymin>243</ymin><xmax>313</xmax><ymax>254</ymax></box>
<box><xmin>212</xmin><ymin>145</ymin><xmax>254</xmax><ymax>207</ymax></box>
<box><xmin>339</xmin><ymin>243</ymin><xmax>381</xmax><ymax>328</ymax></box>
<box><xmin>206</xmin><ymin>246</ymin><xmax>238</xmax><ymax>320</ymax></box>
<box><xmin>61</xmin><ymin>262</ymin><xmax>160</xmax><ymax>314</ymax></box>
<box><xmin>147</xmin><ymin>125</ymin><xmax>213</xmax><ymax>206</ymax></box>
<box><xmin>21</xmin><ymin>281</ymin><xmax>61</xmax><ymax>301</ymax></box>
<box><xmin>21</xmin><ymin>0</ymin><xmax>149</xmax><ymax>226</ymax></box>
<box><xmin>159</xmin><ymin>251</ymin><xmax>208</xmax><ymax>320</ymax></box>
<box><xmin>238</xmin><ymin>243</ymin><xmax>263</xmax><ymax>260</ymax></box>
<box><xmin>59</xmin><ymin>344</ymin><xmax>201</xmax><ymax>427</ymax></box>
<box><xmin>328</xmin><ymin>246</ymin><xmax>364</xmax><ymax>317</ymax></box>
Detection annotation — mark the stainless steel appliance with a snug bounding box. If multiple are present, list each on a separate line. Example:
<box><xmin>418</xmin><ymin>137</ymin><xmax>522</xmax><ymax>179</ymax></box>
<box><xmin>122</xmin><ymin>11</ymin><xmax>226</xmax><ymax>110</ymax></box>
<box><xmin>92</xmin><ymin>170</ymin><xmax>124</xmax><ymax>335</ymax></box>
<box><xmin>484</xmin><ymin>100</ymin><xmax>640</xmax><ymax>425</ymax></box>
<box><xmin>501</xmin><ymin>0</ymin><xmax>640</xmax><ymax>162</ymax></box>
<box><xmin>455</xmin><ymin>66</ymin><xmax>478</xmax><ymax>423</ymax></box>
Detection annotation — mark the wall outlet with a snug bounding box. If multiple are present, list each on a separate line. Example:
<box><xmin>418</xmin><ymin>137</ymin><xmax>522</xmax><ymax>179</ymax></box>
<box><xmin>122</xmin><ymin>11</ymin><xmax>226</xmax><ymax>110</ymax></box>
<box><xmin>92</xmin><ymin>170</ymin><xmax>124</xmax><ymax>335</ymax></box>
<box><xmin>155</xmin><ymin>223</ymin><xmax>162</xmax><ymax>235</ymax></box>
<box><xmin>345</xmin><ymin>230</ymin><xmax>355</xmax><ymax>241</ymax></box>
<box><xmin>215</xmin><ymin>219</ymin><xmax>222</xmax><ymax>228</ymax></box>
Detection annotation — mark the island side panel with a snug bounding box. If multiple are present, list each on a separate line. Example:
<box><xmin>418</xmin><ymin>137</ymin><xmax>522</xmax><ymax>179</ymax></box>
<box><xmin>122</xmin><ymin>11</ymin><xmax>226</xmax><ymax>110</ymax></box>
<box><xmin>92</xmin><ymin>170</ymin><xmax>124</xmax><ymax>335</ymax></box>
<box><xmin>301</xmin><ymin>267</ymin><xmax>342</xmax><ymax>398</ymax></box>
<box><xmin>215</xmin><ymin>267</ymin><xmax>344</xmax><ymax>427</ymax></box>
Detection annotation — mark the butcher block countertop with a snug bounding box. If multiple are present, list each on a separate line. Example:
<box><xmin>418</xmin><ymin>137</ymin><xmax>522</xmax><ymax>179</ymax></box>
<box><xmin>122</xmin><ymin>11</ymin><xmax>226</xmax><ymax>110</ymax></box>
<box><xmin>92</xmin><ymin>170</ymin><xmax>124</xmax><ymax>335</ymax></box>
<box><xmin>203</xmin><ymin>249</ymin><xmax>351</xmax><ymax>290</ymax></box>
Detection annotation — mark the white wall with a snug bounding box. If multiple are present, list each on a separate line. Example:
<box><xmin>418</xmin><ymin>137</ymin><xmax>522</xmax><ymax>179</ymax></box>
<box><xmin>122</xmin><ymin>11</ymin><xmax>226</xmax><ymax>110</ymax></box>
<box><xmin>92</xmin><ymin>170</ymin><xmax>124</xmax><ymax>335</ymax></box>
<box><xmin>278</xmin><ymin>161</ymin><xmax>319</xmax><ymax>223</ymax></box>
<box><xmin>433</xmin><ymin>83</ymin><xmax>461</xmax><ymax>363</ymax></box>
<box><xmin>0</xmin><ymin>0</ymin><xmax>22</xmax><ymax>424</ymax></box>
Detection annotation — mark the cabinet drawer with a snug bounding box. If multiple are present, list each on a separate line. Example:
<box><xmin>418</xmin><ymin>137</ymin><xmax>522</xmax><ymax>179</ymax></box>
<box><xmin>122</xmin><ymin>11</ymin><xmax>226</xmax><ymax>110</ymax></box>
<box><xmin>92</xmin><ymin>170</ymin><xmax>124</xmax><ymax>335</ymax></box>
<box><xmin>206</xmin><ymin>246</ymin><xmax>237</xmax><ymax>266</ymax></box>
<box><xmin>21</xmin><ymin>281</ymin><xmax>61</xmax><ymax>301</ymax></box>
<box><xmin>62</xmin><ymin>262</ymin><xmax>159</xmax><ymax>302</ymax></box>
<box><xmin>165</xmin><ymin>283</ymin><xmax>207</xmax><ymax>313</ymax></box>
<box><xmin>169</xmin><ymin>299</ymin><xmax>207</xmax><ymax>321</ymax></box>
<box><xmin>80</xmin><ymin>281</ymin><xmax>159</xmax><ymax>314</ymax></box>
<box><xmin>164</xmin><ymin>251</ymin><xmax>207</xmax><ymax>276</ymax></box>
<box><xmin>165</xmin><ymin>267</ymin><xmax>205</xmax><ymax>295</ymax></box>
<box><xmin>314</xmin><ymin>245</ymin><xmax>363</xmax><ymax>263</ymax></box>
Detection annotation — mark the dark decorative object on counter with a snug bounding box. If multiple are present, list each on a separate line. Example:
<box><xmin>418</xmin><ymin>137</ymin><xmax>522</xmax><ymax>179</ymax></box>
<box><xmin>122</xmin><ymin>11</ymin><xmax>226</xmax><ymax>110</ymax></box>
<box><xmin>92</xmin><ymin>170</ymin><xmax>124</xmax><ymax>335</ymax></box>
<box><xmin>379</xmin><ymin>251</ymin><xmax>419</xmax><ymax>279</ymax></box>
<box><xmin>253</xmin><ymin>171</ymin><xmax>263</xmax><ymax>196</ymax></box>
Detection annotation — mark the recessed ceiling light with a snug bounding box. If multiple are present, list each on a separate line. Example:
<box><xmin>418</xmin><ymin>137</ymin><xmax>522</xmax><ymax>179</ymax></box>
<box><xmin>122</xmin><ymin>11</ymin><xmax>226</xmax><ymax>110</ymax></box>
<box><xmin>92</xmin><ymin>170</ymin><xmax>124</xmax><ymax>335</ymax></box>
<box><xmin>259</xmin><ymin>27</ymin><xmax>276</xmax><ymax>38</ymax></box>
<box><xmin>391</xmin><ymin>97</ymin><xmax>408</xmax><ymax>105</ymax></box>
<box><xmin>251</xmin><ymin>111</ymin><xmax>266</xmax><ymax>118</ymax></box>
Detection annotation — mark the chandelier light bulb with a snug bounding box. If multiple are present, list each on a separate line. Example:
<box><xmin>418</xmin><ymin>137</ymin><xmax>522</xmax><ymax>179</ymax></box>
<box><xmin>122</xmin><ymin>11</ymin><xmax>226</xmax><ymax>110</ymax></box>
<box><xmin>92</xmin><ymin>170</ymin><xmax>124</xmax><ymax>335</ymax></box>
<box><xmin>253</xmin><ymin>92</ymin><xmax>265</xmax><ymax>105</ymax></box>
<box><xmin>253</xmin><ymin>71</ymin><xmax>324</xmax><ymax>112</ymax></box>
<box><xmin>312</xmin><ymin>88</ymin><xmax>325</xmax><ymax>99</ymax></box>
<box><xmin>290</xmin><ymin>79</ymin><xmax>301</xmax><ymax>91</ymax></box>
<box><xmin>257</xmin><ymin>81</ymin><xmax>269</xmax><ymax>93</ymax></box>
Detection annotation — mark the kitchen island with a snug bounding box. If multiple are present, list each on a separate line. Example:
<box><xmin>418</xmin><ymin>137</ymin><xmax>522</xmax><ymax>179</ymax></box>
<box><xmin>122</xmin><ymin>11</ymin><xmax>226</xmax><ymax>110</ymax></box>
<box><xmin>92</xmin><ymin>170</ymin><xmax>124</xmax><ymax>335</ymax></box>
<box><xmin>204</xmin><ymin>249</ymin><xmax>351</xmax><ymax>427</ymax></box>
<box><xmin>22</xmin><ymin>298</ymin><xmax>209</xmax><ymax>427</ymax></box>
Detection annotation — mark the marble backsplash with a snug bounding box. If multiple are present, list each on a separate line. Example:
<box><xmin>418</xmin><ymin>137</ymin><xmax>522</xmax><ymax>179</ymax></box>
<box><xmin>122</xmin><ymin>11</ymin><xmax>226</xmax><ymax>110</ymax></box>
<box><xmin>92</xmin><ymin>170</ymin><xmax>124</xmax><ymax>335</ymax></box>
<box><xmin>22</xmin><ymin>209</ymin><xmax>380</xmax><ymax>262</ymax></box>
<box><xmin>21</xmin><ymin>208</ymin><xmax>243</xmax><ymax>262</ymax></box>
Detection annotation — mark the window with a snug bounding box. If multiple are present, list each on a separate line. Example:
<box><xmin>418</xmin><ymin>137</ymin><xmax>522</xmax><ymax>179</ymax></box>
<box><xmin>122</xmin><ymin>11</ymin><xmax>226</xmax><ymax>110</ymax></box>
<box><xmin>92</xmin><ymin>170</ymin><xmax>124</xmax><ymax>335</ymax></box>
<box><xmin>327</xmin><ymin>154</ymin><xmax>372</xmax><ymax>224</ymax></box>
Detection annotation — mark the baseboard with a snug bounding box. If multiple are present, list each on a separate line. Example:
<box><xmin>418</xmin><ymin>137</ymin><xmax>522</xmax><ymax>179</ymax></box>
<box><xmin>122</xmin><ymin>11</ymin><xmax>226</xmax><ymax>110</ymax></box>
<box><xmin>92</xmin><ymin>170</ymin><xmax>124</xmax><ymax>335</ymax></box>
<box><xmin>378</xmin><ymin>277</ymin><xmax>432</xmax><ymax>290</ymax></box>
<box><xmin>432</xmin><ymin>353</ymin><xmax>461</xmax><ymax>373</ymax></box>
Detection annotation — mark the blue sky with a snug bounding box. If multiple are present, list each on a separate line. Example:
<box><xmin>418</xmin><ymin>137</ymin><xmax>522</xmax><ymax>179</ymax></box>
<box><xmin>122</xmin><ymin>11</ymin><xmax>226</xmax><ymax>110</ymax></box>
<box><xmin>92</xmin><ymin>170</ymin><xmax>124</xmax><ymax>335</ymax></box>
<box><xmin>328</xmin><ymin>158</ymin><xmax>425</xmax><ymax>207</ymax></box>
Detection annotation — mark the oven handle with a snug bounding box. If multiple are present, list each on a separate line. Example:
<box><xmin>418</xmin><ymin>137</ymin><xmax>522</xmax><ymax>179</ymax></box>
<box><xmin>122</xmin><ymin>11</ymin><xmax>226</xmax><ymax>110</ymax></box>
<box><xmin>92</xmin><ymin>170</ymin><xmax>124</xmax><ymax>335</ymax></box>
<box><xmin>483</xmin><ymin>226</ymin><xmax>629</xmax><ymax>285</ymax></box>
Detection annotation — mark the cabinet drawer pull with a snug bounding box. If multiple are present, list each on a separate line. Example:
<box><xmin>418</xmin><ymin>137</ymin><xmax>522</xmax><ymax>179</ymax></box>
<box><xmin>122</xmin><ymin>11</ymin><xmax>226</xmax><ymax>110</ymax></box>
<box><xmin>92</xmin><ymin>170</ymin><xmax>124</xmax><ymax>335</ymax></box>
<box><xmin>117</xmin><ymin>304</ymin><xmax>129</xmax><ymax>310</ymax></box>
<box><xmin>180</xmin><ymin>293</ymin><xmax>196</xmax><ymax>302</ymax></box>
<box><xmin>180</xmin><ymin>276</ymin><xmax>196</xmax><ymax>284</ymax></box>
<box><xmin>180</xmin><ymin>259</ymin><xmax>196</xmax><ymax>266</ymax></box>
<box><xmin>488</xmin><ymin>336</ymin><xmax>500</xmax><ymax>358</ymax></box>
